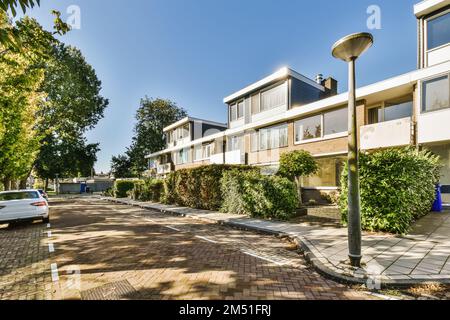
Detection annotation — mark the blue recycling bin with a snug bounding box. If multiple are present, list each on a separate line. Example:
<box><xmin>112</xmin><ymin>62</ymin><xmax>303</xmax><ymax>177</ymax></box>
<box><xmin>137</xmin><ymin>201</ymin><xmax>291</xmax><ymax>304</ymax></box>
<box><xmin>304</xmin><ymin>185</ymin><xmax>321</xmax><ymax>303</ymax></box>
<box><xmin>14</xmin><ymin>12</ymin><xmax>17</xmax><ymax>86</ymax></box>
<box><xmin>80</xmin><ymin>182</ymin><xmax>87</xmax><ymax>194</ymax></box>
<box><xmin>432</xmin><ymin>184</ymin><xmax>442</xmax><ymax>212</ymax></box>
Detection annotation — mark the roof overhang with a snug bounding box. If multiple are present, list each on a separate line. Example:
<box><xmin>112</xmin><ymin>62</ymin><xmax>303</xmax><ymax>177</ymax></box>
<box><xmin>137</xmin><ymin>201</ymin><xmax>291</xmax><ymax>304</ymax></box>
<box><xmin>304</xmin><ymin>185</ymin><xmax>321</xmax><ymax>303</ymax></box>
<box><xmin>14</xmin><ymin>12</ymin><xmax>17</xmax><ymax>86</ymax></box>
<box><xmin>414</xmin><ymin>0</ymin><xmax>450</xmax><ymax>17</ymax></box>
<box><xmin>163</xmin><ymin>117</ymin><xmax>227</xmax><ymax>133</ymax></box>
<box><xmin>223</xmin><ymin>67</ymin><xmax>325</xmax><ymax>104</ymax></box>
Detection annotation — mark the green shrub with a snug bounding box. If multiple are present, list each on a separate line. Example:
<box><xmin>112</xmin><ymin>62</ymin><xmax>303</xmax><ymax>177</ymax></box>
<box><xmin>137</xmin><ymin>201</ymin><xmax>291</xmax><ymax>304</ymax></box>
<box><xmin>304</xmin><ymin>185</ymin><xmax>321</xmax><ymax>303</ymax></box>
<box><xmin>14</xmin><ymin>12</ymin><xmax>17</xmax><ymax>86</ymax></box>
<box><xmin>221</xmin><ymin>170</ymin><xmax>299</xmax><ymax>220</ymax></box>
<box><xmin>114</xmin><ymin>180</ymin><xmax>142</xmax><ymax>198</ymax></box>
<box><xmin>339</xmin><ymin>147</ymin><xmax>441</xmax><ymax>234</ymax></box>
<box><xmin>162</xmin><ymin>164</ymin><xmax>256</xmax><ymax>210</ymax></box>
<box><xmin>129</xmin><ymin>179</ymin><xmax>164</xmax><ymax>202</ymax></box>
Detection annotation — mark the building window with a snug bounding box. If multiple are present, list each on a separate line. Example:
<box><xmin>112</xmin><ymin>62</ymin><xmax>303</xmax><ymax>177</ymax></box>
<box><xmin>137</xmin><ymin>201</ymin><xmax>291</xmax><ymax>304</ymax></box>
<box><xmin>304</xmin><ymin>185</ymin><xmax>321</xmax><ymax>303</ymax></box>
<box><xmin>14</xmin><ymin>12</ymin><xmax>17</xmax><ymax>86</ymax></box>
<box><xmin>230</xmin><ymin>104</ymin><xmax>237</xmax><ymax>122</ymax></box>
<box><xmin>228</xmin><ymin>135</ymin><xmax>242</xmax><ymax>151</ymax></box>
<box><xmin>194</xmin><ymin>144</ymin><xmax>202</xmax><ymax>161</ymax></box>
<box><xmin>324</xmin><ymin>108</ymin><xmax>347</xmax><ymax>136</ymax></box>
<box><xmin>203</xmin><ymin>144</ymin><xmax>211</xmax><ymax>159</ymax></box>
<box><xmin>258</xmin><ymin>123</ymin><xmax>288</xmax><ymax>151</ymax></box>
<box><xmin>237</xmin><ymin>100</ymin><xmax>245</xmax><ymax>119</ymax></box>
<box><xmin>251</xmin><ymin>93</ymin><xmax>260</xmax><ymax>114</ymax></box>
<box><xmin>422</xmin><ymin>74</ymin><xmax>450</xmax><ymax>112</ymax></box>
<box><xmin>175</xmin><ymin>148</ymin><xmax>190</xmax><ymax>165</ymax></box>
<box><xmin>427</xmin><ymin>11</ymin><xmax>450</xmax><ymax>50</ymax></box>
<box><xmin>302</xmin><ymin>156</ymin><xmax>346</xmax><ymax>187</ymax></box>
<box><xmin>295</xmin><ymin>115</ymin><xmax>322</xmax><ymax>142</ymax></box>
<box><xmin>368</xmin><ymin>97</ymin><xmax>413</xmax><ymax>124</ymax></box>
<box><xmin>260</xmin><ymin>83</ymin><xmax>287</xmax><ymax>112</ymax></box>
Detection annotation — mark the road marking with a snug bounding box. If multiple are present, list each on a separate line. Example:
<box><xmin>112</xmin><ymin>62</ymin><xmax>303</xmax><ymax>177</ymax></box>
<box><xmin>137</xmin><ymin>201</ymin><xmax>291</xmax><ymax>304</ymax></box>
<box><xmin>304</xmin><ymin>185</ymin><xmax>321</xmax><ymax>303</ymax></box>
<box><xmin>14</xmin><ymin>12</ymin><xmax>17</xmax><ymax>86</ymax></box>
<box><xmin>48</xmin><ymin>243</ymin><xmax>55</xmax><ymax>253</ymax></box>
<box><xmin>241</xmin><ymin>250</ymin><xmax>285</xmax><ymax>266</ymax></box>
<box><xmin>50</xmin><ymin>263</ymin><xmax>59</xmax><ymax>282</ymax></box>
<box><xmin>195</xmin><ymin>235</ymin><xmax>218</xmax><ymax>244</ymax></box>
<box><xmin>47</xmin><ymin>231</ymin><xmax>52</xmax><ymax>237</ymax></box>
<box><xmin>165</xmin><ymin>226</ymin><xmax>181</xmax><ymax>232</ymax></box>
<box><xmin>363</xmin><ymin>291</ymin><xmax>400</xmax><ymax>300</ymax></box>
<box><xmin>47</xmin><ymin>223</ymin><xmax>51</xmax><ymax>228</ymax></box>
<box><xmin>146</xmin><ymin>218</ymin><xmax>156</xmax><ymax>223</ymax></box>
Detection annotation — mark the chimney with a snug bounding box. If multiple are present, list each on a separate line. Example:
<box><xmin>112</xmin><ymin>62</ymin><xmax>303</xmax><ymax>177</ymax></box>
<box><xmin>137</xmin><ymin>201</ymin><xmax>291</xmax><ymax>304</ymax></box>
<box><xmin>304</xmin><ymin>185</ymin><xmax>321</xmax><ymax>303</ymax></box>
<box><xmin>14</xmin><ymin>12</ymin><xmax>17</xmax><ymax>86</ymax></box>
<box><xmin>321</xmin><ymin>77</ymin><xmax>338</xmax><ymax>97</ymax></box>
<box><xmin>315</xmin><ymin>73</ymin><xmax>324</xmax><ymax>84</ymax></box>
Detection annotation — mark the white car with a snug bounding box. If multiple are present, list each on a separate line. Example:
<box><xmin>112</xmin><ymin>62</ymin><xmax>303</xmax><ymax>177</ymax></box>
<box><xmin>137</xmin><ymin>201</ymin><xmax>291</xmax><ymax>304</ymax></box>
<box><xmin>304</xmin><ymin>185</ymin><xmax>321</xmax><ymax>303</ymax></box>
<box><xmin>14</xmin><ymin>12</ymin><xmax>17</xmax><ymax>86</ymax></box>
<box><xmin>0</xmin><ymin>190</ymin><xmax>50</xmax><ymax>225</ymax></box>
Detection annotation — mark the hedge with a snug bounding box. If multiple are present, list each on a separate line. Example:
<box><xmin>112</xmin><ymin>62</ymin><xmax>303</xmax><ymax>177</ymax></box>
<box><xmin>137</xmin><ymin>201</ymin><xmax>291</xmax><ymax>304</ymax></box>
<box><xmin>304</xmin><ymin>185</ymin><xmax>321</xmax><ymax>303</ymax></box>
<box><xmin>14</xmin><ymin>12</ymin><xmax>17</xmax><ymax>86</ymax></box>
<box><xmin>221</xmin><ymin>170</ymin><xmax>299</xmax><ymax>220</ymax></box>
<box><xmin>162</xmin><ymin>164</ymin><xmax>257</xmax><ymax>210</ymax></box>
<box><xmin>130</xmin><ymin>179</ymin><xmax>164</xmax><ymax>202</ymax></box>
<box><xmin>339</xmin><ymin>147</ymin><xmax>441</xmax><ymax>234</ymax></box>
<box><xmin>114</xmin><ymin>180</ymin><xmax>143</xmax><ymax>198</ymax></box>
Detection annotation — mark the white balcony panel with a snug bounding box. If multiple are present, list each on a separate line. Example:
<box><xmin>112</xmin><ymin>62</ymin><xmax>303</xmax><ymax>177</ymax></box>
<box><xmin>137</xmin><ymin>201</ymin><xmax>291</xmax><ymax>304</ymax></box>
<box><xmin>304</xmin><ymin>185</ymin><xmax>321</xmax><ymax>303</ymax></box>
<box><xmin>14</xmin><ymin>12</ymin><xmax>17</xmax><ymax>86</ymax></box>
<box><xmin>251</xmin><ymin>104</ymin><xmax>287</xmax><ymax>125</ymax></box>
<box><xmin>427</xmin><ymin>44</ymin><xmax>450</xmax><ymax>67</ymax></box>
<box><xmin>156</xmin><ymin>164</ymin><xmax>172</xmax><ymax>175</ymax></box>
<box><xmin>225</xmin><ymin>150</ymin><xmax>243</xmax><ymax>164</ymax></box>
<box><xmin>360</xmin><ymin>117</ymin><xmax>412</xmax><ymax>150</ymax></box>
<box><xmin>210</xmin><ymin>153</ymin><xmax>224</xmax><ymax>164</ymax></box>
<box><xmin>418</xmin><ymin>108</ymin><xmax>450</xmax><ymax>144</ymax></box>
<box><xmin>229</xmin><ymin>118</ymin><xmax>244</xmax><ymax>129</ymax></box>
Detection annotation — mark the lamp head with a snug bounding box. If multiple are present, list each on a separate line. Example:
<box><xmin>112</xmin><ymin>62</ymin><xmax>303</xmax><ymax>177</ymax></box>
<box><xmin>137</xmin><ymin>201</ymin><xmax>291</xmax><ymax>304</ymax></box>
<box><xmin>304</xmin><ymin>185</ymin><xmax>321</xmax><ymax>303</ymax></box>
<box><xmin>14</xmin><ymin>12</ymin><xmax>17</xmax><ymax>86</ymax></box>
<box><xmin>332</xmin><ymin>32</ymin><xmax>373</xmax><ymax>62</ymax></box>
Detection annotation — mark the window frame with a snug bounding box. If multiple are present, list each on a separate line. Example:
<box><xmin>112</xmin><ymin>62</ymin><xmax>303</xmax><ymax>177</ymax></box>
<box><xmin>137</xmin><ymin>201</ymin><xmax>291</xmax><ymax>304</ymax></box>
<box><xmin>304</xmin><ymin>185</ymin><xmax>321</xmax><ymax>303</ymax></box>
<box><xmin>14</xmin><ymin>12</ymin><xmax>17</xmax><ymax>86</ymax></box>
<box><xmin>237</xmin><ymin>100</ymin><xmax>245</xmax><ymax>119</ymax></box>
<box><xmin>257</xmin><ymin>123</ymin><xmax>288</xmax><ymax>151</ymax></box>
<box><xmin>259</xmin><ymin>81</ymin><xmax>288</xmax><ymax>113</ymax></box>
<box><xmin>229</xmin><ymin>103</ymin><xmax>238</xmax><ymax>122</ymax></box>
<box><xmin>425</xmin><ymin>9</ymin><xmax>450</xmax><ymax>52</ymax></box>
<box><xmin>367</xmin><ymin>95</ymin><xmax>414</xmax><ymax>123</ymax></box>
<box><xmin>421</xmin><ymin>72</ymin><xmax>450</xmax><ymax>114</ymax></box>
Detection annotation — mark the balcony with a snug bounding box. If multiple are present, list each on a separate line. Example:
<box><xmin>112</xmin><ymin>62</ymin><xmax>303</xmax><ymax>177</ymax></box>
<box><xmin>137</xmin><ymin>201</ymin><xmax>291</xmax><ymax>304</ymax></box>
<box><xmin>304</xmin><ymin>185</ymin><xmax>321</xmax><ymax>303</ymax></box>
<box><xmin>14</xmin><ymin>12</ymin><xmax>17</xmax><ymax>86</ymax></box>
<box><xmin>209</xmin><ymin>150</ymin><xmax>245</xmax><ymax>165</ymax></box>
<box><xmin>156</xmin><ymin>163</ymin><xmax>172</xmax><ymax>175</ymax></box>
<box><xmin>360</xmin><ymin>117</ymin><xmax>412</xmax><ymax>150</ymax></box>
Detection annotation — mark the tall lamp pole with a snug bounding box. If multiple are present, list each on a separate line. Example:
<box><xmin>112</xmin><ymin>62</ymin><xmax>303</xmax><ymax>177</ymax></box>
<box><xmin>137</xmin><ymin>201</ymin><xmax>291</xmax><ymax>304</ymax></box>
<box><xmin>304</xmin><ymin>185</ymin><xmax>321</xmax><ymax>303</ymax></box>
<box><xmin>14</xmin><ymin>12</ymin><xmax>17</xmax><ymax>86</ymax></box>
<box><xmin>332</xmin><ymin>32</ymin><xmax>373</xmax><ymax>267</ymax></box>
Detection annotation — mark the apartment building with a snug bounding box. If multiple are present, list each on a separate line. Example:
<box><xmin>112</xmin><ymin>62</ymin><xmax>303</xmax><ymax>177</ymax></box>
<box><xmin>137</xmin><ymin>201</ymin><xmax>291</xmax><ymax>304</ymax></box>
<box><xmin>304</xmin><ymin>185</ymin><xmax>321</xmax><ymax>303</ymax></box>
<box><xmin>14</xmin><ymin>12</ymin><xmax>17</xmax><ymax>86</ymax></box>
<box><xmin>147</xmin><ymin>0</ymin><xmax>450</xmax><ymax>202</ymax></box>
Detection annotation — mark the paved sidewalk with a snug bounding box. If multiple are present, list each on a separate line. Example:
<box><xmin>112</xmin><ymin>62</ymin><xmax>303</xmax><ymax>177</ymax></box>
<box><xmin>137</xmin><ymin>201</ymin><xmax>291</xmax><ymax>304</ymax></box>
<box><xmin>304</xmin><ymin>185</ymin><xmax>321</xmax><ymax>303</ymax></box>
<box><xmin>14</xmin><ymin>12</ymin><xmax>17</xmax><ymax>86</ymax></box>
<box><xmin>101</xmin><ymin>197</ymin><xmax>450</xmax><ymax>288</ymax></box>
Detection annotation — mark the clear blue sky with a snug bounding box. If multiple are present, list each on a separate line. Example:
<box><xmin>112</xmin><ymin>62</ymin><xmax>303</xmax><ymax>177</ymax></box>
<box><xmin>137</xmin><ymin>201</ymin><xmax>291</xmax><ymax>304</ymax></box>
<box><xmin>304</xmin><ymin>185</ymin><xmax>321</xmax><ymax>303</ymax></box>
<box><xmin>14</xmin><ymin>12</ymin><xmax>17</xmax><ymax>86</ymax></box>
<box><xmin>23</xmin><ymin>0</ymin><xmax>418</xmax><ymax>173</ymax></box>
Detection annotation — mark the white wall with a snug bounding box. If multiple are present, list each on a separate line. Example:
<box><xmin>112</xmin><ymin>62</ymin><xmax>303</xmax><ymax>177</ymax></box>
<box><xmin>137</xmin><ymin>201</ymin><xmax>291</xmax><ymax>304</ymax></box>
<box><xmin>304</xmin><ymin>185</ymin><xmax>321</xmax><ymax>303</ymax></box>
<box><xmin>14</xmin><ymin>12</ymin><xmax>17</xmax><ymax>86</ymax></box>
<box><xmin>360</xmin><ymin>117</ymin><xmax>412</xmax><ymax>150</ymax></box>
<box><xmin>427</xmin><ymin>44</ymin><xmax>450</xmax><ymax>67</ymax></box>
<box><xmin>418</xmin><ymin>108</ymin><xmax>450</xmax><ymax>144</ymax></box>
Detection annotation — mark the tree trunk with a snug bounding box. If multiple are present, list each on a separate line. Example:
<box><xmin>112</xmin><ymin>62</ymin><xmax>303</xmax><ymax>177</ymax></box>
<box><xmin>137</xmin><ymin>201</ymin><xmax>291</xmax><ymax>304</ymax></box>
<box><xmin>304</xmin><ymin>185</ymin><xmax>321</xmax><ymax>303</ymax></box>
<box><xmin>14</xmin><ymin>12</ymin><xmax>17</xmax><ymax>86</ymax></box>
<box><xmin>295</xmin><ymin>176</ymin><xmax>303</xmax><ymax>207</ymax></box>
<box><xmin>3</xmin><ymin>178</ymin><xmax>11</xmax><ymax>191</ymax></box>
<box><xmin>44</xmin><ymin>178</ymin><xmax>49</xmax><ymax>192</ymax></box>
<box><xmin>19</xmin><ymin>178</ymin><xmax>27</xmax><ymax>189</ymax></box>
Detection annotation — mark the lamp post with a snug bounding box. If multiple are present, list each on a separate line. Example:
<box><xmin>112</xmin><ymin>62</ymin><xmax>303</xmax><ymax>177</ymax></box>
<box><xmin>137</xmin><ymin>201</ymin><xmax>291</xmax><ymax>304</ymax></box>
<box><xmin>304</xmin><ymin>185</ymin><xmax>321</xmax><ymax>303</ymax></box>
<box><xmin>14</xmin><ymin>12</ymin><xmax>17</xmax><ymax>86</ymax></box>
<box><xmin>332</xmin><ymin>32</ymin><xmax>373</xmax><ymax>267</ymax></box>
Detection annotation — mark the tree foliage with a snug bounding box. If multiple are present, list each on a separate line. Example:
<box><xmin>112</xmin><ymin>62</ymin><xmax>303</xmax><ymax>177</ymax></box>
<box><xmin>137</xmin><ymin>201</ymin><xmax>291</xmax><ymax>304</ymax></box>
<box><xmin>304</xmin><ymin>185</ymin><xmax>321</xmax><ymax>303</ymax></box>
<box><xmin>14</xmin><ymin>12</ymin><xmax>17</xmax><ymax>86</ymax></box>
<box><xmin>114</xmin><ymin>97</ymin><xmax>187</xmax><ymax>177</ymax></box>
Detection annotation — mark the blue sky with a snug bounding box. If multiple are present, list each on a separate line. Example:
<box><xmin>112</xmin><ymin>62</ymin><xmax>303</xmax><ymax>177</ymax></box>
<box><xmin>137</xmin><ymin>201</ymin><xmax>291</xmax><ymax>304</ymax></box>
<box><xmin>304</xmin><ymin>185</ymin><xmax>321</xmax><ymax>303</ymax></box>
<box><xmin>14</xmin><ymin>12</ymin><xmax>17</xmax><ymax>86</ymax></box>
<box><xmin>22</xmin><ymin>0</ymin><xmax>418</xmax><ymax>173</ymax></box>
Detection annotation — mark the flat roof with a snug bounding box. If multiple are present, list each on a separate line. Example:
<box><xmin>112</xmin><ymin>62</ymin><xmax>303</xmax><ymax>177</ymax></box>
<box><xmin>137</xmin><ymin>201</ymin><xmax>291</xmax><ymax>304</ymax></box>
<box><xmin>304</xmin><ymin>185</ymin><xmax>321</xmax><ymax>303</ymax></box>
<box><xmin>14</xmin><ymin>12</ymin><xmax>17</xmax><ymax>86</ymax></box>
<box><xmin>223</xmin><ymin>67</ymin><xmax>325</xmax><ymax>104</ymax></box>
<box><xmin>414</xmin><ymin>0</ymin><xmax>450</xmax><ymax>17</ymax></box>
<box><xmin>163</xmin><ymin>116</ymin><xmax>227</xmax><ymax>132</ymax></box>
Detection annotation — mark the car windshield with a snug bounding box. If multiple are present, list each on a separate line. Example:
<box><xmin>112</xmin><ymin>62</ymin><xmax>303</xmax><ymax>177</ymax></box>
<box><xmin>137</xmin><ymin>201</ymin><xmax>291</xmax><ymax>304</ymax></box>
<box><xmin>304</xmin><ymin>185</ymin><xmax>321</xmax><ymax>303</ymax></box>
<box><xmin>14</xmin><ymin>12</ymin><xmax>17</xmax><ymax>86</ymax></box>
<box><xmin>0</xmin><ymin>192</ymin><xmax>40</xmax><ymax>201</ymax></box>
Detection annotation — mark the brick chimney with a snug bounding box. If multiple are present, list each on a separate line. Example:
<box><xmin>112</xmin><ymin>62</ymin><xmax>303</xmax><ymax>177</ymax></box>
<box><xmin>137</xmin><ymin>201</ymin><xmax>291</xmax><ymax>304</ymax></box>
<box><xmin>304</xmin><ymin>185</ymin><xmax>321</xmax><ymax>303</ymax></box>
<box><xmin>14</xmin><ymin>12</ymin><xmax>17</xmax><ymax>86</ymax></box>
<box><xmin>321</xmin><ymin>77</ymin><xmax>338</xmax><ymax>97</ymax></box>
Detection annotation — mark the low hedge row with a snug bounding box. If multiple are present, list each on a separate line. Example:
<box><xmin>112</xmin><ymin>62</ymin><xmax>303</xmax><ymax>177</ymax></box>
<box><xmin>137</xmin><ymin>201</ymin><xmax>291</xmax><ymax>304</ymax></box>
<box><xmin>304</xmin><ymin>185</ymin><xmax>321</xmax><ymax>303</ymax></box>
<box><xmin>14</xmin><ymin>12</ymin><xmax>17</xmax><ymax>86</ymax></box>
<box><xmin>339</xmin><ymin>147</ymin><xmax>441</xmax><ymax>234</ymax></box>
<box><xmin>114</xmin><ymin>180</ymin><xmax>143</xmax><ymax>198</ymax></box>
<box><xmin>162</xmin><ymin>164</ymin><xmax>257</xmax><ymax>210</ymax></box>
<box><xmin>221</xmin><ymin>170</ymin><xmax>299</xmax><ymax>220</ymax></box>
<box><xmin>130</xmin><ymin>179</ymin><xmax>164</xmax><ymax>202</ymax></box>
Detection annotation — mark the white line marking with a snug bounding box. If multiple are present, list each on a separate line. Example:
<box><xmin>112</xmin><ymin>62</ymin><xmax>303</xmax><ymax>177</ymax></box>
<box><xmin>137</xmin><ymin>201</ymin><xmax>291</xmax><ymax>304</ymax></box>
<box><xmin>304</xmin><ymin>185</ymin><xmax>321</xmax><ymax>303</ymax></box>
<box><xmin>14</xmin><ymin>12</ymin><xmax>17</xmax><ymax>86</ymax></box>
<box><xmin>241</xmin><ymin>250</ymin><xmax>285</xmax><ymax>266</ymax></box>
<box><xmin>47</xmin><ymin>223</ymin><xmax>51</xmax><ymax>228</ymax></box>
<box><xmin>48</xmin><ymin>243</ymin><xmax>55</xmax><ymax>253</ymax></box>
<box><xmin>50</xmin><ymin>263</ymin><xmax>59</xmax><ymax>282</ymax></box>
<box><xmin>146</xmin><ymin>218</ymin><xmax>156</xmax><ymax>223</ymax></box>
<box><xmin>195</xmin><ymin>235</ymin><xmax>218</xmax><ymax>244</ymax></box>
<box><xmin>364</xmin><ymin>291</ymin><xmax>400</xmax><ymax>300</ymax></box>
<box><xmin>47</xmin><ymin>231</ymin><xmax>52</xmax><ymax>237</ymax></box>
<box><xmin>165</xmin><ymin>226</ymin><xmax>181</xmax><ymax>232</ymax></box>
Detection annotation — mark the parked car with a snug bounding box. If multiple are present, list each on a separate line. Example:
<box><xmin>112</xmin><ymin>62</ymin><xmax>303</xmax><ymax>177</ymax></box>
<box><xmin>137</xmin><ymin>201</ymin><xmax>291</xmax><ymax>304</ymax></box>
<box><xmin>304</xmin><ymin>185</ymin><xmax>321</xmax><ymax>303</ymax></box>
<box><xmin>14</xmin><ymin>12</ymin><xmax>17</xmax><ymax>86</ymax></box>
<box><xmin>37</xmin><ymin>189</ymin><xmax>49</xmax><ymax>201</ymax></box>
<box><xmin>0</xmin><ymin>190</ymin><xmax>50</xmax><ymax>225</ymax></box>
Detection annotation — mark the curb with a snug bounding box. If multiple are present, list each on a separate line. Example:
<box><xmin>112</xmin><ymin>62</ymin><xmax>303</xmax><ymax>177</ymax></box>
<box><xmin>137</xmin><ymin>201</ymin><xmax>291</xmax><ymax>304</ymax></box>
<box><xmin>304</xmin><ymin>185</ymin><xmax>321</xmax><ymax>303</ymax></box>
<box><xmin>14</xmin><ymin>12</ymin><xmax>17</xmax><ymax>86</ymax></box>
<box><xmin>100</xmin><ymin>196</ymin><xmax>450</xmax><ymax>289</ymax></box>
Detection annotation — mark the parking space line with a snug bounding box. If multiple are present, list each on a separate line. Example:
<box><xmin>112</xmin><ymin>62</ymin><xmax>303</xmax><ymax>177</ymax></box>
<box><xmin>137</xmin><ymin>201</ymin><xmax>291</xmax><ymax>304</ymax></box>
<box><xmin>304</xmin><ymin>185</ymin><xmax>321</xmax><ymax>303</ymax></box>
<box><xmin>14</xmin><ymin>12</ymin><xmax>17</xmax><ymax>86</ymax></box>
<box><xmin>50</xmin><ymin>263</ymin><xmax>59</xmax><ymax>282</ymax></box>
<box><xmin>165</xmin><ymin>225</ymin><xmax>181</xmax><ymax>232</ymax></box>
<box><xmin>241</xmin><ymin>250</ymin><xmax>285</xmax><ymax>266</ymax></box>
<box><xmin>195</xmin><ymin>235</ymin><xmax>218</xmax><ymax>244</ymax></box>
<box><xmin>47</xmin><ymin>223</ymin><xmax>51</xmax><ymax>228</ymax></box>
<box><xmin>48</xmin><ymin>243</ymin><xmax>55</xmax><ymax>253</ymax></box>
<box><xmin>47</xmin><ymin>231</ymin><xmax>52</xmax><ymax>237</ymax></box>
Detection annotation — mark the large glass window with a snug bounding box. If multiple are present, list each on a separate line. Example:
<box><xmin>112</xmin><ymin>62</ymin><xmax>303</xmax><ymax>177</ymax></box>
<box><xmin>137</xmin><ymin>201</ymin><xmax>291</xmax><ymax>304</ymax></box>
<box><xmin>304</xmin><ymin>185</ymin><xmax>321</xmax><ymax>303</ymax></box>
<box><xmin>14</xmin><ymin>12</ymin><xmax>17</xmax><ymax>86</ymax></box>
<box><xmin>422</xmin><ymin>75</ymin><xmax>450</xmax><ymax>112</ymax></box>
<box><xmin>427</xmin><ymin>12</ymin><xmax>450</xmax><ymax>50</ymax></box>
<box><xmin>237</xmin><ymin>100</ymin><xmax>245</xmax><ymax>119</ymax></box>
<box><xmin>384</xmin><ymin>101</ymin><xmax>413</xmax><ymax>121</ymax></box>
<box><xmin>194</xmin><ymin>144</ymin><xmax>202</xmax><ymax>161</ymax></box>
<box><xmin>324</xmin><ymin>108</ymin><xmax>347</xmax><ymax>136</ymax></box>
<box><xmin>258</xmin><ymin>123</ymin><xmax>288</xmax><ymax>151</ymax></box>
<box><xmin>301</xmin><ymin>156</ymin><xmax>346</xmax><ymax>187</ymax></box>
<box><xmin>295</xmin><ymin>115</ymin><xmax>322</xmax><ymax>142</ymax></box>
<box><xmin>261</xmin><ymin>83</ymin><xmax>287</xmax><ymax>112</ymax></box>
<box><xmin>230</xmin><ymin>104</ymin><xmax>237</xmax><ymax>122</ymax></box>
<box><xmin>228</xmin><ymin>135</ymin><xmax>242</xmax><ymax>151</ymax></box>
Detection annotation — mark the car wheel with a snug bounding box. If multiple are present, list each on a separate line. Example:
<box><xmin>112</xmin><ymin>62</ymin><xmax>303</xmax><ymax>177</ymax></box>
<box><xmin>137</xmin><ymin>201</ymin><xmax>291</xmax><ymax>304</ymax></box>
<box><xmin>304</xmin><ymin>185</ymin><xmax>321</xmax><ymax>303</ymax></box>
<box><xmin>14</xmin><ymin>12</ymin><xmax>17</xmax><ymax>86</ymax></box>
<box><xmin>43</xmin><ymin>216</ymin><xmax>50</xmax><ymax>224</ymax></box>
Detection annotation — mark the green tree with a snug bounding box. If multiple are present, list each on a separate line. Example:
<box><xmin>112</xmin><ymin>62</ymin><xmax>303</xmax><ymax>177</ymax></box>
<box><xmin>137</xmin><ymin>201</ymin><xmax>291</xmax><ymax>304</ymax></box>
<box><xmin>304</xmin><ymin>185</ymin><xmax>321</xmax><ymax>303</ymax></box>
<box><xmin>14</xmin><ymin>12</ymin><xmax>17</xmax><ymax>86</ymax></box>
<box><xmin>126</xmin><ymin>97</ymin><xmax>186</xmax><ymax>175</ymax></box>
<box><xmin>0</xmin><ymin>0</ymin><xmax>40</xmax><ymax>16</ymax></box>
<box><xmin>110</xmin><ymin>154</ymin><xmax>133</xmax><ymax>178</ymax></box>
<box><xmin>278</xmin><ymin>150</ymin><xmax>318</xmax><ymax>205</ymax></box>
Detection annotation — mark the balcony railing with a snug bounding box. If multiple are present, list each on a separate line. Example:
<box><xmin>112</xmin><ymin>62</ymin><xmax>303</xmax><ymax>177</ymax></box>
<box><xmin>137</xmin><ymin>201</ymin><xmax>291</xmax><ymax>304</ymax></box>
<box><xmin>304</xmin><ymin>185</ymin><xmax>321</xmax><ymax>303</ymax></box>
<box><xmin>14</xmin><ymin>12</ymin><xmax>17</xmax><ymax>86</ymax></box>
<box><xmin>156</xmin><ymin>163</ymin><xmax>172</xmax><ymax>175</ymax></box>
<box><xmin>360</xmin><ymin>117</ymin><xmax>412</xmax><ymax>150</ymax></box>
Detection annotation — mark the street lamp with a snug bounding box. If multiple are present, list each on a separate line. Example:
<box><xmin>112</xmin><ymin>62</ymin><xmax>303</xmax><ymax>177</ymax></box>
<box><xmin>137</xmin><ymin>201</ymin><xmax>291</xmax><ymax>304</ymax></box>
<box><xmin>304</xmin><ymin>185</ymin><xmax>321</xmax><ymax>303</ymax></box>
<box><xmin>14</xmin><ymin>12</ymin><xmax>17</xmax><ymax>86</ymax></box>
<box><xmin>332</xmin><ymin>32</ymin><xmax>373</xmax><ymax>267</ymax></box>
